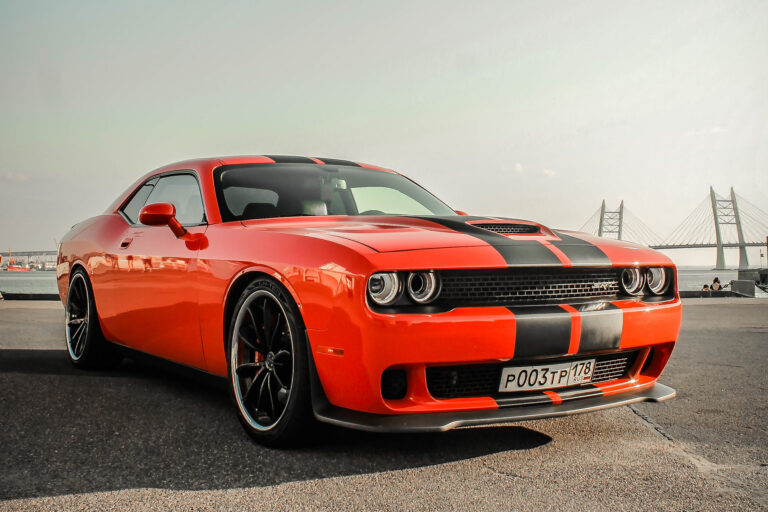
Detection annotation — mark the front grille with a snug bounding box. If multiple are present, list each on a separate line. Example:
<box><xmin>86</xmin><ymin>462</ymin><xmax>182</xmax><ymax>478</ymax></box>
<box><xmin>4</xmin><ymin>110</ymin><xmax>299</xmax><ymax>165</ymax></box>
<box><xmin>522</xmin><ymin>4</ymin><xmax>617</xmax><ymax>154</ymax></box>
<box><xmin>590</xmin><ymin>352</ymin><xmax>633</xmax><ymax>383</ymax></box>
<box><xmin>436</xmin><ymin>269</ymin><xmax>619</xmax><ymax>306</ymax></box>
<box><xmin>472</xmin><ymin>223</ymin><xmax>540</xmax><ymax>234</ymax></box>
<box><xmin>426</xmin><ymin>351</ymin><xmax>638</xmax><ymax>399</ymax></box>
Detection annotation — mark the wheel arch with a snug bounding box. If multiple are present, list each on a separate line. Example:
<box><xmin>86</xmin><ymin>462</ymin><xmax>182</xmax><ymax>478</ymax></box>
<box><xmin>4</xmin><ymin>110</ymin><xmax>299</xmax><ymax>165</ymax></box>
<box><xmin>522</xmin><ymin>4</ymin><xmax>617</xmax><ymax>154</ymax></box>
<box><xmin>221</xmin><ymin>266</ymin><xmax>305</xmax><ymax>355</ymax></box>
<box><xmin>69</xmin><ymin>261</ymin><xmax>88</xmax><ymax>280</ymax></box>
<box><xmin>66</xmin><ymin>261</ymin><xmax>90</xmax><ymax>299</ymax></box>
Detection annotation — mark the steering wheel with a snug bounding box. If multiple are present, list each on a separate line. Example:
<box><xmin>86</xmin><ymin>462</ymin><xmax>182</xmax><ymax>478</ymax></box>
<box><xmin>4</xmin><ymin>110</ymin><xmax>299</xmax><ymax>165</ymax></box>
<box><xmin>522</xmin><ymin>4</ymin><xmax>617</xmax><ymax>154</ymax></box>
<box><xmin>359</xmin><ymin>210</ymin><xmax>386</xmax><ymax>215</ymax></box>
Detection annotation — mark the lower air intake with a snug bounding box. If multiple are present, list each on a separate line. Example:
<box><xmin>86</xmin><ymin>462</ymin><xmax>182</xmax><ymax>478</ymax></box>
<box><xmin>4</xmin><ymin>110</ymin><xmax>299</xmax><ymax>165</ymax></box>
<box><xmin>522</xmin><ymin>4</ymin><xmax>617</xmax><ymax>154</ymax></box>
<box><xmin>426</xmin><ymin>351</ymin><xmax>639</xmax><ymax>399</ymax></box>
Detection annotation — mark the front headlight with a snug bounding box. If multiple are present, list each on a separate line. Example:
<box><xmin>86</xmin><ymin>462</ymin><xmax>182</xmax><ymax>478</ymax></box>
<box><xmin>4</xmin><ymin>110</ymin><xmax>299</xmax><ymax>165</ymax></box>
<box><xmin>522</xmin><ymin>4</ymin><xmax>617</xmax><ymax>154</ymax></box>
<box><xmin>407</xmin><ymin>271</ymin><xmax>440</xmax><ymax>304</ymax></box>
<box><xmin>620</xmin><ymin>268</ymin><xmax>645</xmax><ymax>296</ymax></box>
<box><xmin>367</xmin><ymin>272</ymin><xmax>401</xmax><ymax>306</ymax></box>
<box><xmin>646</xmin><ymin>267</ymin><xmax>669</xmax><ymax>295</ymax></box>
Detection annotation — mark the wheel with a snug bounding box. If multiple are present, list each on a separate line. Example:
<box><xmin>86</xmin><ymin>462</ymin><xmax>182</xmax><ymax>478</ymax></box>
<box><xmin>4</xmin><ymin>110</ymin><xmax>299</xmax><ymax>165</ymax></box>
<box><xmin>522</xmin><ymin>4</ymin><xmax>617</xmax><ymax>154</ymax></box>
<box><xmin>65</xmin><ymin>268</ymin><xmax>121</xmax><ymax>369</ymax></box>
<box><xmin>227</xmin><ymin>277</ymin><xmax>313</xmax><ymax>446</ymax></box>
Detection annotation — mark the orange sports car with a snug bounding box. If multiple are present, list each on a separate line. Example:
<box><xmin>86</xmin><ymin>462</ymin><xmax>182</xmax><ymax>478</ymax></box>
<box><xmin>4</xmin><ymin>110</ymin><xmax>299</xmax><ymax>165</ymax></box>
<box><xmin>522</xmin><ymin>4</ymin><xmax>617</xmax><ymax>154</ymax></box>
<box><xmin>57</xmin><ymin>155</ymin><xmax>680</xmax><ymax>445</ymax></box>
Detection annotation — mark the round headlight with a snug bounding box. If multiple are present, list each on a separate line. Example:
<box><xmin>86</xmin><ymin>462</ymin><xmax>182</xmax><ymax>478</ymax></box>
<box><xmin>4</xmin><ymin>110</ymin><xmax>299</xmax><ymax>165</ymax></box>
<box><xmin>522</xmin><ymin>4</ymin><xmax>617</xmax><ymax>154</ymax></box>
<box><xmin>407</xmin><ymin>271</ymin><xmax>440</xmax><ymax>304</ymax></box>
<box><xmin>620</xmin><ymin>268</ymin><xmax>645</xmax><ymax>296</ymax></box>
<box><xmin>367</xmin><ymin>272</ymin><xmax>400</xmax><ymax>305</ymax></box>
<box><xmin>646</xmin><ymin>267</ymin><xmax>669</xmax><ymax>295</ymax></box>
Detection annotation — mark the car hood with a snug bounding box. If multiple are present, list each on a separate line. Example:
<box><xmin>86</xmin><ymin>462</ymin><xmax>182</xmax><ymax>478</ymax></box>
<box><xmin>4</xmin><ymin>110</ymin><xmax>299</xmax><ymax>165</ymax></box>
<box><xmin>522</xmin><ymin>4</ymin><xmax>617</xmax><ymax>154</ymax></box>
<box><xmin>241</xmin><ymin>215</ymin><xmax>674</xmax><ymax>267</ymax></box>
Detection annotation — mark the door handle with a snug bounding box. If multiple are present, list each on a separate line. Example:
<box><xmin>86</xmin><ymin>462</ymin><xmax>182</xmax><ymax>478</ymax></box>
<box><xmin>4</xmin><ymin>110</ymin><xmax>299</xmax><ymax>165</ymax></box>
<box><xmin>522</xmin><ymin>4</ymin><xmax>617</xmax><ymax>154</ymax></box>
<box><xmin>120</xmin><ymin>238</ymin><xmax>133</xmax><ymax>249</ymax></box>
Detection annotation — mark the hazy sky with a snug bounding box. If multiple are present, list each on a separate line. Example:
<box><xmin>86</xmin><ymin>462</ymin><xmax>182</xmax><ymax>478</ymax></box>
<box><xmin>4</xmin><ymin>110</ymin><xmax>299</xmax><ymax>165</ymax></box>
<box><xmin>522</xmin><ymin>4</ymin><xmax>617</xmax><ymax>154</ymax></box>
<box><xmin>1</xmin><ymin>0</ymin><xmax>766</xmax><ymax>266</ymax></box>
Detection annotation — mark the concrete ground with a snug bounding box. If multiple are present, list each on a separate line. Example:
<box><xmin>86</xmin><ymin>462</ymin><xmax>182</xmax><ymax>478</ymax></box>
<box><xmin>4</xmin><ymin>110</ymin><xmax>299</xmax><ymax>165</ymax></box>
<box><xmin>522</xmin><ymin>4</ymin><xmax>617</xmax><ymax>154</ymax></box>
<box><xmin>0</xmin><ymin>299</ymin><xmax>766</xmax><ymax>511</ymax></box>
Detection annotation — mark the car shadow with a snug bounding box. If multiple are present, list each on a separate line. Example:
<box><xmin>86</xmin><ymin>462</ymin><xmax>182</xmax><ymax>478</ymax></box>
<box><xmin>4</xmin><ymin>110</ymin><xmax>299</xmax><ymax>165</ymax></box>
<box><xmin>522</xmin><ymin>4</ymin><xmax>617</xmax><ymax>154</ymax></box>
<box><xmin>0</xmin><ymin>349</ymin><xmax>551</xmax><ymax>500</ymax></box>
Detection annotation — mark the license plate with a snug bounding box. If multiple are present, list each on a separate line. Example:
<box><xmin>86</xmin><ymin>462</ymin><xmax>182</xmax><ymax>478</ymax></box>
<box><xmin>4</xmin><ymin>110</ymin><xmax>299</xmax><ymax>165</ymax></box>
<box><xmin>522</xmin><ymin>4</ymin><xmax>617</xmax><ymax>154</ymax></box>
<box><xmin>498</xmin><ymin>359</ymin><xmax>596</xmax><ymax>392</ymax></box>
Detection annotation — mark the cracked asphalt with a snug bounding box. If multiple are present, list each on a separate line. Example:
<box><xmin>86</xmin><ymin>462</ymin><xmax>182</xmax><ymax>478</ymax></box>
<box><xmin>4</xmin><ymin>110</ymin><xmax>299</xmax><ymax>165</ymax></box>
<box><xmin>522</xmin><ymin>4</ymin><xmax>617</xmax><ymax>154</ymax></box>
<box><xmin>0</xmin><ymin>298</ymin><xmax>766</xmax><ymax>511</ymax></box>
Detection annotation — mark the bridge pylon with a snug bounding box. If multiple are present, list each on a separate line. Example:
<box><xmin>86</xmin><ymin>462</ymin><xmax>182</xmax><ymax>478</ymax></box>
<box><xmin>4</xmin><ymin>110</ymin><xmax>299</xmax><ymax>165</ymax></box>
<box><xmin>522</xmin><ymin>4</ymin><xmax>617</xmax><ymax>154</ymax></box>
<box><xmin>598</xmin><ymin>200</ymin><xmax>624</xmax><ymax>240</ymax></box>
<box><xmin>710</xmin><ymin>186</ymin><xmax>749</xmax><ymax>270</ymax></box>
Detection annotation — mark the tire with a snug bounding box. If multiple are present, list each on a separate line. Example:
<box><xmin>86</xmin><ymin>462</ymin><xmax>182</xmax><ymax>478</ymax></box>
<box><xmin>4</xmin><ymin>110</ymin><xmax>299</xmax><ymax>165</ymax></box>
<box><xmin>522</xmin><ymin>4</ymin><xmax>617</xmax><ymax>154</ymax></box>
<box><xmin>65</xmin><ymin>268</ymin><xmax>122</xmax><ymax>369</ymax></box>
<box><xmin>226</xmin><ymin>277</ymin><xmax>313</xmax><ymax>447</ymax></box>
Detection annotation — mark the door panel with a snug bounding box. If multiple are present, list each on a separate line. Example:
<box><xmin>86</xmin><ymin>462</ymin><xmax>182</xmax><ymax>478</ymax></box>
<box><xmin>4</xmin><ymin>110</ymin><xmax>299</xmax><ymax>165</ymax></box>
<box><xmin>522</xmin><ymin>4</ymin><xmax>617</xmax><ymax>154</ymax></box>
<box><xmin>107</xmin><ymin>225</ymin><xmax>207</xmax><ymax>368</ymax></box>
<box><xmin>93</xmin><ymin>171</ymin><xmax>208</xmax><ymax>369</ymax></box>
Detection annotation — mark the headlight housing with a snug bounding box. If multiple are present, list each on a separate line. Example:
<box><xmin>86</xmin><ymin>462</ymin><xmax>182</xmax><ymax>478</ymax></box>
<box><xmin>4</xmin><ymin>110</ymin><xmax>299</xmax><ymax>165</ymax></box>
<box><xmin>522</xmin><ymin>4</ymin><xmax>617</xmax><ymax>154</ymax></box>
<box><xmin>407</xmin><ymin>271</ymin><xmax>440</xmax><ymax>304</ymax></box>
<box><xmin>367</xmin><ymin>272</ymin><xmax>401</xmax><ymax>306</ymax></box>
<box><xmin>646</xmin><ymin>267</ymin><xmax>669</xmax><ymax>295</ymax></box>
<box><xmin>620</xmin><ymin>268</ymin><xmax>645</xmax><ymax>296</ymax></box>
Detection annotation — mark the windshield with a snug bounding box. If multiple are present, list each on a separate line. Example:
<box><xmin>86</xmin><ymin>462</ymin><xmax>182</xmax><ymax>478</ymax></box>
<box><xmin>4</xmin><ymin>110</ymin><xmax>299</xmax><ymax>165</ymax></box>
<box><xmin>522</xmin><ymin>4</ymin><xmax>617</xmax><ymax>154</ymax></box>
<box><xmin>214</xmin><ymin>164</ymin><xmax>455</xmax><ymax>221</ymax></box>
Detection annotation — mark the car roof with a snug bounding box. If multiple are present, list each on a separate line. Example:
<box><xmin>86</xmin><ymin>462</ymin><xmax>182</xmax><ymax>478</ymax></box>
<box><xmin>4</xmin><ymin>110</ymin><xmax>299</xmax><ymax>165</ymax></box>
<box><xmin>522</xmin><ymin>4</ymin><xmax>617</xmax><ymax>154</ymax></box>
<box><xmin>159</xmin><ymin>155</ymin><xmax>396</xmax><ymax>174</ymax></box>
<box><xmin>105</xmin><ymin>155</ymin><xmax>398</xmax><ymax>219</ymax></box>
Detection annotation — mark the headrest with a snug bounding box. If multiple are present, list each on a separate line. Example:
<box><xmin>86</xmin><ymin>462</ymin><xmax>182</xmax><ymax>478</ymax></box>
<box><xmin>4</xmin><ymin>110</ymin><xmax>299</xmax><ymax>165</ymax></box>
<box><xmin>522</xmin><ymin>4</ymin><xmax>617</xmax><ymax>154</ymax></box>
<box><xmin>301</xmin><ymin>200</ymin><xmax>327</xmax><ymax>216</ymax></box>
<box><xmin>242</xmin><ymin>202</ymin><xmax>279</xmax><ymax>219</ymax></box>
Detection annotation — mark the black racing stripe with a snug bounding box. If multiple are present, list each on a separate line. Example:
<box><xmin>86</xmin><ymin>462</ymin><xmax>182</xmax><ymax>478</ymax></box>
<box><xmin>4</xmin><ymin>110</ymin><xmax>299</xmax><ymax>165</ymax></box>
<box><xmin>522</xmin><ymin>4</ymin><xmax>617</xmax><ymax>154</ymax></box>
<box><xmin>411</xmin><ymin>216</ymin><xmax>562</xmax><ymax>267</ymax></box>
<box><xmin>573</xmin><ymin>302</ymin><xmax>623</xmax><ymax>354</ymax></box>
<box><xmin>495</xmin><ymin>392</ymin><xmax>552</xmax><ymax>408</ymax></box>
<box><xmin>551</xmin><ymin>231</ymin><xmax>611</xmax><ymax>266</ymax></box>
<box><xmin>496</xmin><ymin>384</ymin><xmax>604</xmax><ymax>408</ymax></box>
<box><xmin>263</xmin><ymin>155</ymin><xmax>317</xmax><ymax>164</ymax></box>
<box><xmin>314</xmin><ymin>157</ymin><xmax>361</xmax><ymax>167</ymax></box>
<box><xmin>508</xmin><ymin>306</ymin><xmax>572</xmax><ymax>358</ymax></box>
<box><xmin>557</xmin><ymin>384</ymin><xmax>603</xmax><ymax>400</ymax></box>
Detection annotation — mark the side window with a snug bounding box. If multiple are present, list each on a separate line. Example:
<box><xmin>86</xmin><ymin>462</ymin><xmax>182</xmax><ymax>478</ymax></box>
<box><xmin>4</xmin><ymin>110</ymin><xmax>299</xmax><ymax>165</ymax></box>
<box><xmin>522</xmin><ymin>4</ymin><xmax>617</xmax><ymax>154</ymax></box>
<box><xmin>144</xmin><ymin>174</ymin><xmax>205</xmax><ymax>225</ymax></box>
<box><xmin>121</xmin><ymin>183</ymin><xmax>154</xmax><ymax>224</ymax></box>
<box><xmin>351</xmin><ymin>186</ymin><xmax>432</xmax><ymax>215</ymax></box>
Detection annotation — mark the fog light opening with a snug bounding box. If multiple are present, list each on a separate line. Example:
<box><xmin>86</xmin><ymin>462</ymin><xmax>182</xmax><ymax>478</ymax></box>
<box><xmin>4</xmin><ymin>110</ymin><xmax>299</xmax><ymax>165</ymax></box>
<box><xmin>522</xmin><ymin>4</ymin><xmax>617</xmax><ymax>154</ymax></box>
<box><xmin>381</xmin><ymin>369</ymin><xmax>408</xmax><ymax>400</ymax></box>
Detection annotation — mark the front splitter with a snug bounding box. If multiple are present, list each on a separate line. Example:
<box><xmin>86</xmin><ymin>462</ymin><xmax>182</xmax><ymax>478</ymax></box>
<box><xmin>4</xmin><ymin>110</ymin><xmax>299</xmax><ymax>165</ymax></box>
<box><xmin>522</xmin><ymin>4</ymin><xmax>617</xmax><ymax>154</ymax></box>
<box><xmin>311</xmin><ymin>383</ymin><xmax>676</xmax><ymax>433</ymax></box>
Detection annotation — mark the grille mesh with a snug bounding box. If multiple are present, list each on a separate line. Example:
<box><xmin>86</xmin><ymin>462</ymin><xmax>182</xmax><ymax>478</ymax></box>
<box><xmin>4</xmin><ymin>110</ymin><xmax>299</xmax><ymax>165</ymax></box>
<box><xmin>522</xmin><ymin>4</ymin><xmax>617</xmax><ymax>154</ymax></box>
<box><xmin>426</xmin><ymin>351</ymin><xmax>638</xmax><ymax>399</ymax></box>
<box><xmin>590</xmin><ymin>353</ymin><xmax>632</xmax><ymax>383</ymax></box>
<box><xmin>437</xmin><ymin>269</ymin><xmax>619</xmax><ymax>306</ymax></box>
<box><xmin>472</xmin><ymin>223</ymin><xmax>540</xmax><ymax>234</ymax></box>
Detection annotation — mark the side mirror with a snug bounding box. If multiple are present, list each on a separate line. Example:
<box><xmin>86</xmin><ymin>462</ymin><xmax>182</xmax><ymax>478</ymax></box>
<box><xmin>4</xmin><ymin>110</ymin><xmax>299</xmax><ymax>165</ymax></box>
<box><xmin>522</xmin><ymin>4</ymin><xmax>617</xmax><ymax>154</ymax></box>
<box><xmin>455</xmin><ymin>210</ymin><xmax>469</xmax><ymax>216</ymax></box>
<box><xmin>139</xmin><ymin>203</ymin><xmax>186</xmax><ymax>238</ymax></box>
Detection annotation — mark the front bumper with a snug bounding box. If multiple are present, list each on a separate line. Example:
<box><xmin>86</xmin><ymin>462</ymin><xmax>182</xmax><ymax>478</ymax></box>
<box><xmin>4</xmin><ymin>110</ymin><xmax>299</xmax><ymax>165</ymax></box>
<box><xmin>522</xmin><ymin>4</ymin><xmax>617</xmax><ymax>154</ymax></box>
<box><xmin>307</xmin><ymin>298</ymin><xmax>682</xmax><ymax>415</ymax></box>
<box><xmin>312</xmin><ymin>381</ymin><xmax>676</xmax><ymax>433</ymax></box>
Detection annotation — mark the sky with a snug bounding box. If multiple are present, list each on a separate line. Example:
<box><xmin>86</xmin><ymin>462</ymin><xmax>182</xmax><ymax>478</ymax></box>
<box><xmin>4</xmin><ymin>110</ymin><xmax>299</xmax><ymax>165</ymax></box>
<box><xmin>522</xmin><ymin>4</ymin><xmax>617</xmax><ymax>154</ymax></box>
<box><xmin>1</xmin><ymin>0</ymin><xmax>766</xmax><ymax>267</ymax></box>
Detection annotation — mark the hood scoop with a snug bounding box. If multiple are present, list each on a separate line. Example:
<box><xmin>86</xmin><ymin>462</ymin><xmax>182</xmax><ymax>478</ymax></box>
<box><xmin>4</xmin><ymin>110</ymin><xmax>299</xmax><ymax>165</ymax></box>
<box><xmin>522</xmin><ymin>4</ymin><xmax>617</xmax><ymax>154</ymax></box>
<box><xmin>471</xmin><ymin>223</ymin><xmax>541</xmax><ymax>235</ymax></box>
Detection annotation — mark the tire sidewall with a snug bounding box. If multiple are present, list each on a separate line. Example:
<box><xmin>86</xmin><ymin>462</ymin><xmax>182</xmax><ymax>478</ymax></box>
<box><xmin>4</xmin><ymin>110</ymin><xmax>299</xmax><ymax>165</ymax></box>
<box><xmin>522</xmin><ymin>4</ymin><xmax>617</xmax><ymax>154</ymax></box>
<box><xmin>66</xmin><ymin>269</ymin><xmax>98</xmax><ymax>366</ymax></box>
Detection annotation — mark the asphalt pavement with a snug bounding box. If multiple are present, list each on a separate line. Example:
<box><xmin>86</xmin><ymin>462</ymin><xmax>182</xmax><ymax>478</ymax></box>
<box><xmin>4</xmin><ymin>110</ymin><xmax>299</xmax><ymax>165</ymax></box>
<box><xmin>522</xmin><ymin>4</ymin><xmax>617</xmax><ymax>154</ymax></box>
<box><xmin>0</xmin><ymin>299</ymin><xmax>766</xmax><ymax>511</ymax></box>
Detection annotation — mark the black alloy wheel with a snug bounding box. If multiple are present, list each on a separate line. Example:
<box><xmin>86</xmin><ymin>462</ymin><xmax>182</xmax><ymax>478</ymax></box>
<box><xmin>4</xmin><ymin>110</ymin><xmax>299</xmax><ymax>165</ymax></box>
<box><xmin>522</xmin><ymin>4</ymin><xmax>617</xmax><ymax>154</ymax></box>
<box><xmin>65</xmin><ymin>268</ymin><xmax>121</xmax><ymax>369</ymax></box>
<box><xmin>228</xmin><ymin>277</ymin><xmax>312</xmax><ymax>446</ymax></box>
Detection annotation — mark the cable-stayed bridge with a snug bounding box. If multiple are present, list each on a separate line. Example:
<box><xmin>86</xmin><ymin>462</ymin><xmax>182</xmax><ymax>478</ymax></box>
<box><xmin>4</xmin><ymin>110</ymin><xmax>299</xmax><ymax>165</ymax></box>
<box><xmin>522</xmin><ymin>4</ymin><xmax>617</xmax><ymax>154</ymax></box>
<box><xmin>580</xmin><ymin>187</ymin><xmax>768</xmax><ymax>269</ymax></box>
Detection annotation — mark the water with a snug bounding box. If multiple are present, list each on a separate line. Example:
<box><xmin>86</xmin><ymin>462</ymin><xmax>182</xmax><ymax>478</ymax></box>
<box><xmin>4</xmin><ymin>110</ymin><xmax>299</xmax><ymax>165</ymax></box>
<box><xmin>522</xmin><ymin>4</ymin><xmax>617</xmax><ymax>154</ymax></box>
<box><xmin>0</xmin><ymin>268</ymin><xmax>762</xmax><ymax>296</ymax></box>
<box><xmin>677</xmin><ymin>268</ymin><xmax>739</xmax><ymax>291</ymax></box>
<box><xmin>0</xmin><ymin>272</ymin><xmax>59</xmax><ymax>294</ymax></box>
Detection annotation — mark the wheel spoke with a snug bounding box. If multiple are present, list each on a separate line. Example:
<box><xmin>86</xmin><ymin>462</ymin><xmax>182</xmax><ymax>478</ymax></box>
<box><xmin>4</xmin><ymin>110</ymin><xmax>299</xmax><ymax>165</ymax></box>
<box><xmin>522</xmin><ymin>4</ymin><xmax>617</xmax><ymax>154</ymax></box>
<box><xmin>72</xmin><ymin>321</ymin><xmax>86</xmax><ymax>355</ymax></box>
<box><xmin>255</xmin><ymin>370</ymin><xmax>270</xmax><ymax>416</ymax></box>
<box><xmin>239</xmin><ymin>307</ymin><xmax>266</xmax><ymax>353</ymax></box>
<box><xmin>249</xmin><ymin>303</ymin><xmax>269</xmax><ymax>349</ymax></box>
<box><xmin>271</xmin><ymin>369</ymin><xmax>287</xmax><ymax>390</ymax></box>
<box><xmin>270</xmin><ymin>311</ymin><xmax>284</xmax><ymax>348</ymax></box>
<box><xmin>273</xmin><ymin>349</ymin><xmax>290</xmax><ymax>366</ymax></box>
<box><xmin>243</xmin><ymin>369</ymin><xmax>266</xmax><ymax>404</ymax></box>
<box><xmin>266</xmin><ymin>372</ymin><xmax>276</xmax><ymax>416</ymax></box>
<box><xmin>235</xmin><ymin>361</ymin><xmax>266</xmax><ymax>377</ymax></box>
<box><xmin>238</xmin><ymin>330</ymin><xmax>264</xmax><ymax>355</ymax></box>
<box><xmin>68</xmin><ymin>317</ymin><xmax>85</xmax><ymax>326</ymax></box>
<box><xmin>274</xmin><ymin>349</ymin><xmax>290</xmax><ymax>359</ymax></box>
